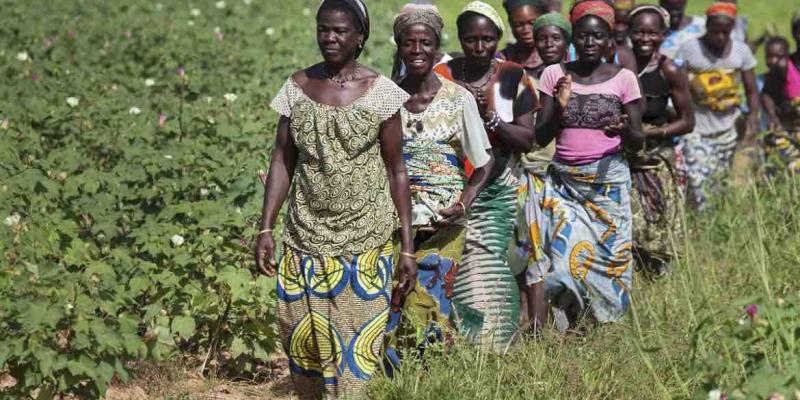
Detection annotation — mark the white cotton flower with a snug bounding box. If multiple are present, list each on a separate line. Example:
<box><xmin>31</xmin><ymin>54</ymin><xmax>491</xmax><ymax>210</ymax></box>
<box><xmin>243</xmin><ymin>0</ymin><xmax>252</xmax><ymax>5</ymax></box>
<box><xmin>223</xmin><ymin>93</ymin><xmax>237</xmax><ymax>102</ymax></box>
<box><xmin>265</xmin><ymin>27</ymin><xmax>275</xmax><ymax>36</ymax></box>
<box><xmin>200</xmin><ymin>188</ymin><xmax>210</xmax><ymax>197</ymax></box>
<box><xmin>163</xmin><ymin>154</ymin><xmax>173</xmax><ymax>159</ymax></box>
<box><xmin>205</xmin><ymin>96</ymin><xmax>213</xmax><ymax>103</ymax></box>
<box><xmin>188</xmin><ymin>20</ymin><xmax>195</xmax><ymax>26</ymax></box>
<box><xmin>302</xmin><ymin>8</ymin><xmax>311</xmax><ymax>16</ymax></box>
<box><xmin>66</xmin><ymin>97</ymin><xmax>79</xmax><ymax>107</ymax></box>
<box><xmin>215</xmin><ymin>1</ymin><xmax>225</xmax><ymax>9</ymax></box>
<box><xmin>144</xmin><ymin>78</ymin><xmax>155</xmax><ymax>87</ymax></box>
<box><xmin>171</xmin><ymin>234</ymin><xmax>185</xmax><ymax>246</ymax></box>
<box><xmin>214</xmin><ymin>26</ymin><xmax>221</xmax><ymax>34</ymax></box>
<box><xmin>207</xmin><ymin>116</ymin><xmax>215</xmax><ymax>124</ymax></box>
<box><xmin>155</xmin><ymin>3</ymin><xmax>163</xmax><ymax>11</ymax></box>
<box><xmin>4</xmin><ymin>213</ymin><xmax>21</xmax><ymax>226</ymax></box>
<box><xmin>190</xmin><ymin>8</ymin><xmax>201</xmax><ymax>16</ymax></box>
<box><xmin>16</xmin><ymin>51</ymin><xmax>29</xmax><ymax>61</ymax></box>
<box><xmin>708</xmin><ymin>389</ymin><xmax>722</xmax><ymax>400</ymax></box>
<box><xmin>129</xmin><ymin>106</ymin><xmax>141</xmax><ymax>115</ymax></box>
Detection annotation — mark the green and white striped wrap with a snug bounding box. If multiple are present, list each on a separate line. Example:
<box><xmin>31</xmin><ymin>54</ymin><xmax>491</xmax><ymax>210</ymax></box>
<box><xmin>452</xmin><ymin>176</ymin><xmax>520</xmax><ymax>352</ymax></box>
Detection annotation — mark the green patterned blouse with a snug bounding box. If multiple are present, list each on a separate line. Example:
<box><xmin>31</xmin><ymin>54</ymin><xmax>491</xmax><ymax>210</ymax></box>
<box><xmin>270</xmin><ymin>75</ymin><xmax>410</xmax><ymax>256</ymax></box>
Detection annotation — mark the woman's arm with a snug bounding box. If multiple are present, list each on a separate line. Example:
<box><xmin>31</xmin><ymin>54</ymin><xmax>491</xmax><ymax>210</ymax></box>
<box><xmin>534</xmin><ymin>74</ymin><xmax>572</xmax><ymax>147</ymax></box>
<box><xmin>255</xmin><ymin>116</ymin><xmax>297</xmax><ymax>276</ymax></box>
<box><xmin>379</xmin><ymin>112</ymin><xmax>417</xmax><ymax>296</ymax></box>
<box><xmin>742</xmin><ymin>68</ymin><xmax>761</xmax><ymax>145</ymax></box>
<box><xmin>493</xmin><ymin>112</ymin><xmax>537</xmax><ymax>152</ymax></box>
<box><xmin>643</xmin><ymin>60</ymin><xmax>695</xmax><ymax>138</ymax></box>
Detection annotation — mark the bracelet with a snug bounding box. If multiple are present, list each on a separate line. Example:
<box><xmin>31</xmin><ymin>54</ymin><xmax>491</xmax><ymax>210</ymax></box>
<box><xmin>456</xmin><ymin>200</ymin><xmax>468</xmax><ymax>214</ymax></box>
<box><xmin>259</xmin><ymin>228</ymin><xmax>273</xmax><ymax>235</ymax></box>
<box><xmin>484</xmin><ymin>111</ymin><xmax>500</xmax><ymax>130</ymax></box>
<box><xmin>399</xmin><ymin>251</ymin><xmax>416</xmax><ymax>259</ymax></box>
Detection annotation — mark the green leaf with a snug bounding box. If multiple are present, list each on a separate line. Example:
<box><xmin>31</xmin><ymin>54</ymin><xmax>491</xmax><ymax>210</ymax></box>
<box><xmin>171</xmin><ymin>315</ymin><xmax>196</xmax><ymax>340</ymax></box>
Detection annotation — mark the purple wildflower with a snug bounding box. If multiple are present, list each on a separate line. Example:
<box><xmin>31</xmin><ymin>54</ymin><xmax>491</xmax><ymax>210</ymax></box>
<box><xmin>745</xmin><ymin>304</ymin><xmax>758</xmax><ymax>319</ymax></box>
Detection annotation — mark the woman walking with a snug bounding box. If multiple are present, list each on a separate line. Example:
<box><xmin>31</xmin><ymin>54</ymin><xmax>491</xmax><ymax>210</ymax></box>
<box><xmin>434</xmin><ymin>1</ymin><xmax>539</xmax><ymax>351</ymax></box>
<box><xmin>675</xmin><ymin>2</ymin><xmax>760</xmax><ymax>210</ymax></box>
<box><xmin>760</xmin><ymin>14</ymin><xmax>800</xmax><ymax>174</ymax></box>
<box><xmin>385</xmin><ymin>6</ymin><xmax>494</xmax><ymax>366</ymax></box>
<box><xmin>499</xmin><ymin>0</ymin><xmax>547</xmax><ymax>76</ymax></box>
<box><xmin>509</xmin><ymin>11</ymin><xmax>571</xmax><ymax>331</ymax></box>
<box><xmin>255</xmin><ymin>0</ymin><xmax>416</xmax><ymax>397</ymax></box>
<box><xmin>627</xmin><ymin>5</ymin><xmax>694</xmax><ymax>277</ymax></box>
<box><xmin>529</xmin><ymin>0</ymin><xmax>644</xmax><ymax>325</ymax></box>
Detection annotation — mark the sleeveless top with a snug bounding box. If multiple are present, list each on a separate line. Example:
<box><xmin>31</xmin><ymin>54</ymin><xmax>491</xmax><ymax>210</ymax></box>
<box><xmin>270</xmin><ymin>75</ymin><xmax>410</xmax><ymax>255</ymax></box>
<box><xmin>640</xmin><ymin>55</ymin><xmax>671</xmax><ymax>127</ymax></box>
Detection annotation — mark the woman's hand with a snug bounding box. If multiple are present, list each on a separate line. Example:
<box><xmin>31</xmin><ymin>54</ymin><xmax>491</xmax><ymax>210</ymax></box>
<box><xmin>395</xmin><ymin>254</ymin><xmax>418</xmax><ymax>303</ymax></box>
<box><xmin>434</xmin><ymin>203</ymin><xmax>466</xmax><ymax>227</ymax></box>
<box><xmin>604</xmin><ymin>114</ymin><xmax>631</xmax><ymax>138</ymax></box>
<box><xmin>254</xmin><ymin>232</ymin><xmax>277</xmax><ymax>276</ymax></box>
<box><xmin>475</xmin><ymin>91</ymin><xmax>491</xmax><ymax>120</ymax></box>
<box><xmin>553</xmin><ymin>74</ymin><xmax>573</xmax><ymax>109</ymax></box>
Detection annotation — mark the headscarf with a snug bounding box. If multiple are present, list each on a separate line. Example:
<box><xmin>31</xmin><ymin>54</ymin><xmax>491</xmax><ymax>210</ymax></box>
<box><xmin>628</xmin><ymin>4</ymin><xmax>671</xmax><ymax>30</ymax></box>
<box><xmin>318</xmin><ymin>0</ymin><xmax>370</xmax><ymax>42</ymax></box>
<box><xmin>502</xmin><ymin>0</ymin><xmax>543</xmax><ymax>13</ymax></box>
<box><xmin>705</xmin><ymin>2</ymin><xmax>737</xmax><ymax>19</ymax></box>
<box><xmin>533</xmin><ymin>12</ymin><xmax>573</xmax><ymax>37</ymax></box>
<box><xmin>614</xmin><ymin>0</ymin><xmax>635</xmax><ymax>11</ymax></box>
<box><xmin>393</xmin><ymin>5</ymin><xmax>444</xmax><ymax>43</ymax></box>
<box><xmin>459</xmin><ymin>1</ymin><xmax>506</xmax><ymax>35</ymax></box>
<box><xmin>570</xmin><ymin>0</ymin><xmax>615</xmax><ymax>29</ymax></box>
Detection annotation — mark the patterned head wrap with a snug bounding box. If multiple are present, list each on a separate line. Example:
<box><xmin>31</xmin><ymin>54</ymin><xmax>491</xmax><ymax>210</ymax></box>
<box><xmin>534</xmin><ymin>12</ymin><xmax>573</xmax><ymax>38</ymax></box>
<box><xmin>318</xmin><ymin>0</ymin><xmax>370</xmax><ymax>41</ymax></box>
<box><xmin>502</xmin><ymin>0</ymin><xmax>544</xmax><ymax>13</ymax></box>
<box><xmin>570</xmin><ymin>0</ymin><xmax>615</xmax><ymax>29</ymax></box>
<box><xmin>459</xmin><ymin>1</ymin><xmax>506</xmax><ymax>35</ymax></box>
<box><xmin>393</xmin><ymin>5</ymin><xmax>444</xmax><ymax>44</ymax></box>
<box><xmin>705</xmin><ymin>2</ymin><xmax>737</xmax><ymax>19</ymax></box>
<box><xmin>614</xmin><ymin>0</ymin><xmax>635</xmax><ymax>11</ymax></box>
<box><xmin>629</xmin><ymin>4</ymin><xmax>671</xmax><ymax>30</ymax></box>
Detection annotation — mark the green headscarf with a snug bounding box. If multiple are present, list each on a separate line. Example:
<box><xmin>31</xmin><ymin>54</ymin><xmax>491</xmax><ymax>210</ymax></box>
<box><xmin>502</xmin><ymin>0</ymin><xmax>544</xmax><ymax>13</ymax></box>
<box><xmin>533</xmin><ymin>12</ymin><xmax>572</xmax><ymax>38</ymax></box>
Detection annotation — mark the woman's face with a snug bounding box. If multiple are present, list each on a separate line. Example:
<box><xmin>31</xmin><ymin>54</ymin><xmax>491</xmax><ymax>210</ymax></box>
<box><xmin>573</xmin><ymin>16</ymin><xmax>611</xmax><ymax>63</ymax></box>
<box><xmin>613</xmin><ymin>9</ymin><xmax>630</xmax><ymax>45</ymax></box>
<box><xmin>316</xmin><ymin>8</ymin><xmax>364</xmax><ymax>64</ymax></box>
<box><xmin>535</xmin><ymin>26</ymin><xmax>568</xmax><ymax>65</ymax></box>
<box><xmin>630</xmin><ymin>12</ymin><xmax>666</xmax><ymax>59</ymax></box>
<box><xmin>509</xmin><ymin>5</ymin><xmax>540</xmax><ymax>48</ymax></box>
<box><xmin>765</xmin><ymin>41</ymin><xmax>789</xmax><ymax>71</ymax></box>
<box><xmin>660</xmin><ymin>0</ymin><xmax>686</xmax><ymax>31</ymax></box>
<box><xmin>398</xmin><ymin>24</ymin><xmax>439</xmax><ymax>77</ymax></box>
<box><xmin>704</xmin><ymin>15</ymin><xmax>734</xmax><ymax>52</ymax></box>
<box><xmin>459</xmin><ymin>15</ymin><xmax>500</xmax><ymax>66</ymax></box>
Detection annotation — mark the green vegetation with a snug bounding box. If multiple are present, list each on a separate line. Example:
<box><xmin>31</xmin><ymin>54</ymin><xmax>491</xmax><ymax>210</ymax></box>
<box><xmin>1</xmin><ymin>0</ymin><xmax>798</xmax><ymax>399</ymax></box>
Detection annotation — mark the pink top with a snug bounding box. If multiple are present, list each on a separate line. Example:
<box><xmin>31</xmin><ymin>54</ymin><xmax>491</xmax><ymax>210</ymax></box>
<box><xmin>785</xmin><ymin>59</ymin><xmax>800</xmax><ymax>100</ymax></box>
<box><xmin>538</xmin><ymin>64</ymin><xmax>642</xmax><ymax>165</ymax></box>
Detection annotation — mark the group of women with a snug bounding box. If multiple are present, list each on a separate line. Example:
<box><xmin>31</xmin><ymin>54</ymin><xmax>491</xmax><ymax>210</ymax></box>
<box><xmin>254</xmin><ymin>0</ymin><xmax>798</xmax><ymax>398</ymax></box>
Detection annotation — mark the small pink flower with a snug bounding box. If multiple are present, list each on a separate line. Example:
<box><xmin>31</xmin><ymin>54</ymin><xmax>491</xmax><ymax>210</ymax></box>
<box><xmin>745</xmin><ymin>304</ymin><xmax>758</xmax><ymax>319</ymax></box>
<box><xmin>239</xmin><ymin>238</ymin><xmax>248</xmax><ymax>247</ymax></box>
<box><xmin>30</xmin><ymin>73</ymin><xmax>39</xmax><ymax>82</ymax></box>
<box><xmin>158</xmin><ymin>113</ymin><xmax>168</xmax><ymax>128</ymax></box>
<box><xmin>176</xmin><ymin>66</ymin><xmax>185</xmax><ymax>78</ymax></box>
<box><xmin>67</xmin><ymin>31</ymin><xmax>77</xmax><ymax>39</ymax></box>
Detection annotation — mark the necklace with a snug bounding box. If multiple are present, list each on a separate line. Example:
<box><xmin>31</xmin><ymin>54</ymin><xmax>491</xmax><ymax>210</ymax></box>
<box><xmin>459</xmin><ymin>59</ymin><xmax>496</xmax><ymax>97</ymax></box>
<box><xmin>323</xmin><ymin>62</ymin><xmax>361</xmax><ymax>88</ymax></box>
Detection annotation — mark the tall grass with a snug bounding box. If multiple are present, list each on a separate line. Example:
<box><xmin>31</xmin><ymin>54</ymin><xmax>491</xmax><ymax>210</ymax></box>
<box><xmin>369</xmin><ymin>175</ymin><xmax>800</xmax><ymax>399</ymax></box>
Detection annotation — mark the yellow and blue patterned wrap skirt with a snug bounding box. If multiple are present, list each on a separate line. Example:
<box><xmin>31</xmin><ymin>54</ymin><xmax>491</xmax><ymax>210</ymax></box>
<box><xmin>276</xmin><ymin>240</ymin><xmax>394</xmax><ymax>399</ymax></box>
<box><xmin>526</xmin><ymin>154</ymin><xmax>634</xmax><ymax>323</ymax></box>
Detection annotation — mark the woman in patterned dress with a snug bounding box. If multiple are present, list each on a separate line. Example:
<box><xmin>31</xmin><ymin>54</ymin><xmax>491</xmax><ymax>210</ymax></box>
<box><xmin>385</xmin><ymin>6</ymin><xmax>494</xmax><ymax>367</ymax></box>
<box><xmin>627</xmin><ymin>5</ymin><xmax>694</xmax><ymax>278</ymax></box>
<box><xmin>529</xmin><ymin>1</ymin><xmax>644</xmax><ymax>326</ymax></box>
<box><xmin>254</xmin><ymin>0</ymin><xmax>416</xmax><ymax>398</ymax></box>
<box><xmin>434</xmin><ymin>1</ymin><xmax>539</xmax><ymax>351</ymax></box>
